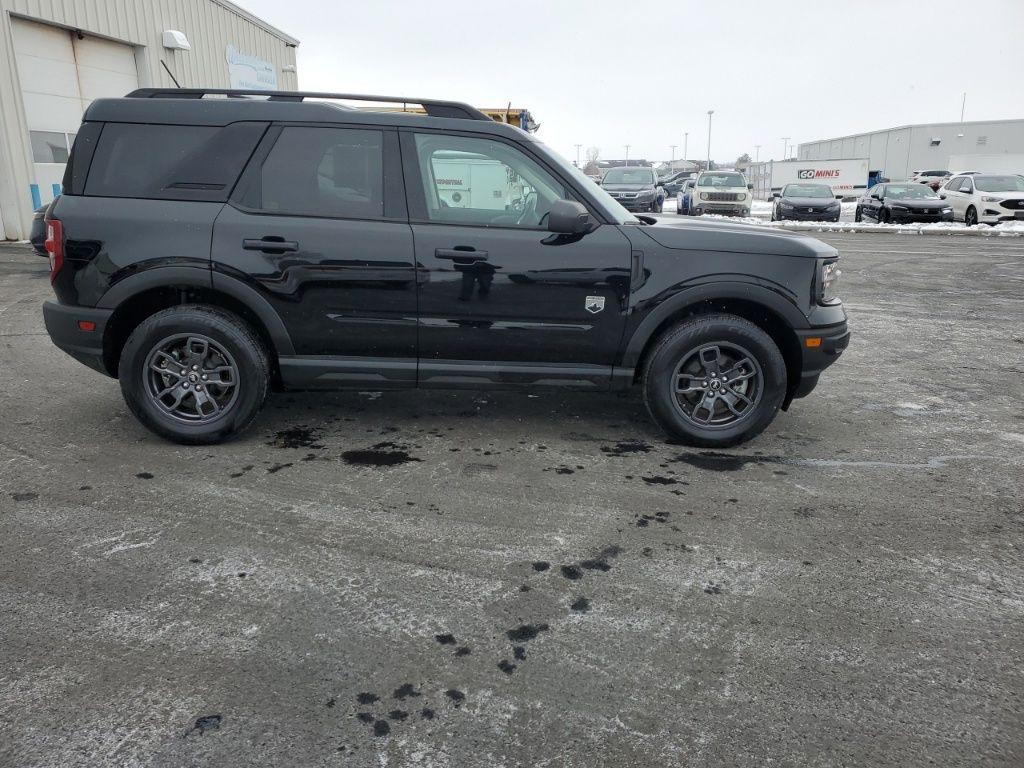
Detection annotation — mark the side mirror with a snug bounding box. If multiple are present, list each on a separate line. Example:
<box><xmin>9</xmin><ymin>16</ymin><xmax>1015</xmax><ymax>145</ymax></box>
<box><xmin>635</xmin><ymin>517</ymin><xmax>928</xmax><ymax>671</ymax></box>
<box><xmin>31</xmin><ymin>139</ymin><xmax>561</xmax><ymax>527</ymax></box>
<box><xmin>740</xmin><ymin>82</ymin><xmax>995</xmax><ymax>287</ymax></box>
<box><xmin>939</xmin><ymin>194</ymin><xmax>946</xmax><ymax>200</ymax></box>
<box><xmin>548</xmin><ymin>199</ymin><xmax>595</xmax><ymax>234</ymax></box>
<box><xmin>771</xmin><ymin>192</ymin><xmax>780</xmax><ymax>198</ymax></box>
<box><xmin>747</xmin><ymin>183</ymin><xmax>753</xmax><ymax>190</ymax></box>
<box><xmin>836</xmin><ymin>195</ymin><xmax>843</xmax><ymax>200</ymax></box>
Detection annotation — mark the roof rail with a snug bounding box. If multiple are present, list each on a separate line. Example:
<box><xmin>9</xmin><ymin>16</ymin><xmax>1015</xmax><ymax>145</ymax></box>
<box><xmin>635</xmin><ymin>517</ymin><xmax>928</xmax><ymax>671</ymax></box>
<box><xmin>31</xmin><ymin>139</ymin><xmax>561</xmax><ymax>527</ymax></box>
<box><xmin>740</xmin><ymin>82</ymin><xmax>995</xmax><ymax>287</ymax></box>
<box><xmin>125</xmin><ymin>88</ymin><xmax>491</xmax><ymax>121</ymax></box>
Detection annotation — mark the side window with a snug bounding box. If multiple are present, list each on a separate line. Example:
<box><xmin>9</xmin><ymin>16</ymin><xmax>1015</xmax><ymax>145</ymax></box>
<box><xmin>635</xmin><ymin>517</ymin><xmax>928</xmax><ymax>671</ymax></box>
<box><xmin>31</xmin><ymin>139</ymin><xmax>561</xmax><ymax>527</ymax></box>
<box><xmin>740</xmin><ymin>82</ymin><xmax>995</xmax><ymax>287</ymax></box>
<box><xmin>412</xmin><ymin>133</ymin><xmax>567</xmax><ymax>228</ymax></box>
<box><xmin>958</xmin><ymin>177</ymin><xmax>974</xmax><ymax>194</ymax></box>
<box><xmin>84</xmin><ymin>122</ymin><xmax>266</xmax><ymax>201</ymax></box>
<box><xmin>259</xmin><ymin>127</ymin><xmax>384</xmax><ymax>219</ymax></box>
<box><xmin>944</xmin><ymin>176</ymin><xmax>962</xmax><ymax>191</ymax></box>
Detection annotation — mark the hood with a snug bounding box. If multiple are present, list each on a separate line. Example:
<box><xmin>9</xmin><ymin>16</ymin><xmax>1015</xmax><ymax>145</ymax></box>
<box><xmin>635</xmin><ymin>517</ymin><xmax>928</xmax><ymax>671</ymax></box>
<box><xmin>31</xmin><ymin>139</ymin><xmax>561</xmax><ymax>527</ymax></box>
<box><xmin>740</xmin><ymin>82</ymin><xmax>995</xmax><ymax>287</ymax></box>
<box><xmin>603</xmin><ymin>182</ymin><xmax>656</xmax><ymax>192</ymax></box>
<box><xmin>780</xmin><ymin>196</ymin><xmax>839</xmax><ymax>206</ymax></box>
<box><xmin>636</xmin><ymin>217</ymin><xmax>836</xmax><ymax>259</ymax></box>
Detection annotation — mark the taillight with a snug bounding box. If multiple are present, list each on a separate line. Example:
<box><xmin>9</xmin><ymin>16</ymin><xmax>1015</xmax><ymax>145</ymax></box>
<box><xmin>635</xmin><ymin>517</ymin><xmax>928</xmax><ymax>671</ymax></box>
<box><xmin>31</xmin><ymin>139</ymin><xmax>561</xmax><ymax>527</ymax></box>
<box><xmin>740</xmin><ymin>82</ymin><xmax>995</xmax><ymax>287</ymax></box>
<box><xmin>44</xmin><ymin>219</ymin><xmax>64</xmax><ymax>283</ymax></box>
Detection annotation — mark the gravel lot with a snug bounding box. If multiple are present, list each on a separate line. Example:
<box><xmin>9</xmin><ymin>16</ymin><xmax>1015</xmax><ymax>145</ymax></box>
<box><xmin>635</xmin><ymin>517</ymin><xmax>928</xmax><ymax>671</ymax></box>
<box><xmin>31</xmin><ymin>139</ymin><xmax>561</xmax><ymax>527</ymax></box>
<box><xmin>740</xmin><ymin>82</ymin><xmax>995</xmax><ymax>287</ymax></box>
<box><xmin>1</xmin><ymin>232</ymin><xmax>1022</xmax><ymax>767</ymax></box>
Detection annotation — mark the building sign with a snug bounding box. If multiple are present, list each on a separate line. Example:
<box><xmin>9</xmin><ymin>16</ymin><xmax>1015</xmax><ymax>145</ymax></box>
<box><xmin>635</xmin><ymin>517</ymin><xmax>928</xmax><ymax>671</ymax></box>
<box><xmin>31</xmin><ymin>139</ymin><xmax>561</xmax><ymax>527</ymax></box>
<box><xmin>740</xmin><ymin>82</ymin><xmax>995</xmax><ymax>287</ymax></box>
<box><xmin>226</xmin><ymin>45</ymin><xmax>277</xmax><ymax>90</ymax></box>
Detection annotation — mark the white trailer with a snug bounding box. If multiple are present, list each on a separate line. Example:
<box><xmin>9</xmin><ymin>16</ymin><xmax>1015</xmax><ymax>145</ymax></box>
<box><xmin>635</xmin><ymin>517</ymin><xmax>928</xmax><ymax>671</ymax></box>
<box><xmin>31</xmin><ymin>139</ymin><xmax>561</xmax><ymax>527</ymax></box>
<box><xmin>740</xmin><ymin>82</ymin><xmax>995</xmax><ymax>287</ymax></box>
<box><xmin>749</xmin><ymin>158</ymin><xmax>870</xmax><ymax>201</ymax></box>
<box><xmin>431</xmin><ymin>154</ymin><xmax>528</xmax><ymax>210</ymax></box>
<box><xmin>946</xmin><ymin>153</ymin><xmax>1024</xmax><ymax>176</ymax></box>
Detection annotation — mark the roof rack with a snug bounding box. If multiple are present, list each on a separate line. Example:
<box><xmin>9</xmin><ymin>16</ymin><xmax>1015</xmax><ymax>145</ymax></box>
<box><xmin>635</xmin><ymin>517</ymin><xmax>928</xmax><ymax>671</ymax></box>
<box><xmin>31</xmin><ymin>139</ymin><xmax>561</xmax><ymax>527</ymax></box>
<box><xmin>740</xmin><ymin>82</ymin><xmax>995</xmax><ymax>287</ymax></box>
<box><xmin>125</xmin><ymin>88</ymin><xmax>491</xmax><ymax>121</ymax></box>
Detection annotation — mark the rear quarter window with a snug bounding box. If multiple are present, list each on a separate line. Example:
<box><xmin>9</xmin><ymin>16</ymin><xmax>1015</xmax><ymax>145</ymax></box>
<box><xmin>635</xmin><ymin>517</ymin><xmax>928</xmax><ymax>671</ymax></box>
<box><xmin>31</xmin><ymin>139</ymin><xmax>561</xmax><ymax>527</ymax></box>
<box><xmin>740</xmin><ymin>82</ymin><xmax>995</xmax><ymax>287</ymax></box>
<box><xmin>83</xmin><ymin>122</ymin><xmax>267</xmax><ymax>201</ymax></box>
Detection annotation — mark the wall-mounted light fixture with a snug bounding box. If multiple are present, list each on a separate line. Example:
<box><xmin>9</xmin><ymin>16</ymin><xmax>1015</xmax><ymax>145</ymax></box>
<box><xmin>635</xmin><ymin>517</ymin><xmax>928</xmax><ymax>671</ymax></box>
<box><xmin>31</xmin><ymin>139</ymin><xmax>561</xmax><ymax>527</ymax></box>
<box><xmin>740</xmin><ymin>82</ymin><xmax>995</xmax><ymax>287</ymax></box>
<box><xmin>162</xmin><ymin>30</ymin><xmax>191</xmax><ymax>50</ymax></box>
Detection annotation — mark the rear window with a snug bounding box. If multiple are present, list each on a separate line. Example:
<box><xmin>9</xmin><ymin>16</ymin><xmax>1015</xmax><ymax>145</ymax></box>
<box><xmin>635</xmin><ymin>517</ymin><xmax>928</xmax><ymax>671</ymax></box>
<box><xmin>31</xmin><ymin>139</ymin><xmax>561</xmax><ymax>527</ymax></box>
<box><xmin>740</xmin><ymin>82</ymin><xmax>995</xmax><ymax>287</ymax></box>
<box><xmin>83</xmin><ymin>122</ymin><xmax>267</xmax><ymax>201</ymax></box>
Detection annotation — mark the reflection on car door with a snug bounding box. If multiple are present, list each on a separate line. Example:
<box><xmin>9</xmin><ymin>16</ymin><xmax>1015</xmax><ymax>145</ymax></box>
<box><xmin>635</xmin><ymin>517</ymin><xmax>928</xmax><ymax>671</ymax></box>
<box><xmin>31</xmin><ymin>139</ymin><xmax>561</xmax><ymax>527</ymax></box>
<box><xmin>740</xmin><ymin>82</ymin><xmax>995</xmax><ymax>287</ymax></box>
<box><xmin>213</xmin><ymin>125</ymin><xmax>418</xmax><ymax>387</ymax></box>
<box><xmin>401</xmin><ymin>130</ymin><xmax>631</xmax><ymax>389</ymax></box>
<box><xmin>866</xmin><ymin>184</ymin><xmax>883</xmax><ymax>220</ymax></box>
<box><xmin>955</xmin><ymin>176</ymin><xmax>975</xmax><ymax>220</ymax></box>
<box><xmin>942</xmin><ymin>176</ymin><xmax>964</xmax><ymax>219</ymax></box>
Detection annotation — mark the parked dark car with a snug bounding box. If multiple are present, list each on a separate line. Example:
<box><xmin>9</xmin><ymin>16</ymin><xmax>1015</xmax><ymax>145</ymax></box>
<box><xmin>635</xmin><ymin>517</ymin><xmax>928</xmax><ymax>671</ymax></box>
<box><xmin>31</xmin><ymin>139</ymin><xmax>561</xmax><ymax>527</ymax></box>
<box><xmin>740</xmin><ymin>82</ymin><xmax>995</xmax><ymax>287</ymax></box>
<box><xmin>660</xmin><ymin>172</ymin><xmax>693</xmax><ymax>196</ymax></box>
<box><xmin>600</xmin><ymin>166</ymin><xmax>666</xmax><ymax>212</ymax></box>
<box><xmin>771</xmin><ymin>183</ymin><xmax>842</xmax><ymax>222</ymax></box>
<box><xmin>30</xmin><ymin>204</ymin><xmax>49</xmax><ymax>256</ymax></box>
<box><xmin>42</xmin><ymin>87</ymin><xmax>848</xmax><ymax>447</ymax></box>
<box><xmin>854</xmin><ymin>183</ymin><xmax>953</xmax><ymax>223</ymax></box>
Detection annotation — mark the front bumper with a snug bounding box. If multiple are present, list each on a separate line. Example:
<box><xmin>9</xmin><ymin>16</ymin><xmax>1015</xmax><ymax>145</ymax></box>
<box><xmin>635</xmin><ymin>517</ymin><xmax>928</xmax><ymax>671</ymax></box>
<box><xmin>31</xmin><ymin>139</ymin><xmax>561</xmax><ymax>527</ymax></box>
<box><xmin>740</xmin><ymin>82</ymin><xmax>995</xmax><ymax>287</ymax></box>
<box><xmin>695</xmin><ymin>204</ymin><xmax>750</xmax><ymax>216</ymax></box>
<box><xmin>612</xmin><ymin>197</ymin><xmax>657</xmax><ymax>212</ymax></box>
<box><xmin>889</xmin><ymin>211</ymin><xmax>953</xmax><ymax>223</ymax></box>
<box><xmin>787</xmin><ymin>320</ymin><xmax>850</xmax><ymax>405</ymax></box>
<box><xmin>980</xmin><ymin>209</ymin><xmax>1024</xmax><ymax>224</ymax></box>
<box><xmin>778</xmin><ymin>208</ymin><xmax>841</xmax><ymax>221</ymax></box>
<box><xmin>42</xmin><ymin>300</ymin><xmax>113</xmax><ymax>376</ymax></box>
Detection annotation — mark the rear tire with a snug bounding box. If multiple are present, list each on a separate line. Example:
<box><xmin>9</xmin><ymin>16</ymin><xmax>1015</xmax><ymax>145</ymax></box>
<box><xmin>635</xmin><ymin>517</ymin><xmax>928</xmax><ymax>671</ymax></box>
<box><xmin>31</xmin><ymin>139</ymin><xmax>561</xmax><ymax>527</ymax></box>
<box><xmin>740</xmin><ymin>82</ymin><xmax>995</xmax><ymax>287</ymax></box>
<box><xmin>641</xmin><ymin>314</ymin><xmax>787</xmax><ymax>447</ymax></box>
<box><xmin>854</xmin><ymin>206</ymin><xmax>862</xmax><ymax>222</ymax></box>
<box><xmin>118</xmin><ymin>305</ymin><xmax>269</xmax><ymax>445</ymax></box>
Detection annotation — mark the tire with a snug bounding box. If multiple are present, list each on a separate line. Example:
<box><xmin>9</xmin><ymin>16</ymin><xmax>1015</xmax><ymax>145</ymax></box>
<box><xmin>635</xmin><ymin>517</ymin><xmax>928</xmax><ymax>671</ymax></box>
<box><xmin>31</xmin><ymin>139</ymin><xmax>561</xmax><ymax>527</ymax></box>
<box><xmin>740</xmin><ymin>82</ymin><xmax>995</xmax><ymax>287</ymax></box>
<box><xmin>854</xmin><ymin>207</ymin><xmax>862</xmax><ymax>222</ymax></box>
<box><xmin>965</xmin><ymin>206</ymin><xmax>978</xmax><ymax>227</ymax></box>
<box><xmin>118</xmin><ymin>304</ymin><xmax>269</xmax><ymax>445</ymax></box>
<box><xmin>878</xmin><ymin>208</ymin><xmax>890</xmax><ymax>224</ymax></box>
<box><xmin>691</xmin><ymin>207</ymin><xmax>702</xmax><ymax>217</ymax></box>
<box><xmin>641</xmin><ymin>313</ymin><xmax>787</xmax><ymax>447</ymax></box>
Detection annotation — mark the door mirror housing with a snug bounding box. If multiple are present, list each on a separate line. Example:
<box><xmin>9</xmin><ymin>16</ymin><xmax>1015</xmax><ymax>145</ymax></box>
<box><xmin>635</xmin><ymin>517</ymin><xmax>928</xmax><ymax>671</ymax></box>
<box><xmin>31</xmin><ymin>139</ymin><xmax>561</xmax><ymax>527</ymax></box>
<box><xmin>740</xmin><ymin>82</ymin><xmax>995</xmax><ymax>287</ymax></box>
<box><xmin>548</xmin><ymin>199</ymin><xmax>595</xmax><ymax>234</ymax></box>
<box><xmin>771</xmin><ymin>191</ymin><xmax>780</xmax><ymax>198</ymax></box>
<box><xmin>747</xmin><ymin>183</ymin><xmax>754</xmax><ymax>190</ymax></box>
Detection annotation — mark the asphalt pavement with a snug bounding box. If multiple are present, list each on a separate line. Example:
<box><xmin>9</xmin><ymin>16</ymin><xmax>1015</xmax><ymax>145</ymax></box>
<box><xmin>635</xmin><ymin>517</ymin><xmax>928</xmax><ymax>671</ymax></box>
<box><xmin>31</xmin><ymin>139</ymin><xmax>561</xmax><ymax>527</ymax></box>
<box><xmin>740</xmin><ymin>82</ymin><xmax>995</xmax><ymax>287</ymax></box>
<box><xmin>1</xmin><ymin>231</ymin><xmax>1022</xmax><ymax>767</ymax></box>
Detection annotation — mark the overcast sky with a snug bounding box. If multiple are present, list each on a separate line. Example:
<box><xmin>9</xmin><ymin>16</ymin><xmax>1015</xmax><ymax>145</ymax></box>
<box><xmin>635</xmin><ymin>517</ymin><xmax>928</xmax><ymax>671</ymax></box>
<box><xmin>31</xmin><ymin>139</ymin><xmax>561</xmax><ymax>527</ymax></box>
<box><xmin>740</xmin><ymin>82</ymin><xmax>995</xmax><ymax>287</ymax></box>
<box><xmin>238</xmin><ymin>0</ymin><xmax>1024</xmax><ymax>166</ymax></box>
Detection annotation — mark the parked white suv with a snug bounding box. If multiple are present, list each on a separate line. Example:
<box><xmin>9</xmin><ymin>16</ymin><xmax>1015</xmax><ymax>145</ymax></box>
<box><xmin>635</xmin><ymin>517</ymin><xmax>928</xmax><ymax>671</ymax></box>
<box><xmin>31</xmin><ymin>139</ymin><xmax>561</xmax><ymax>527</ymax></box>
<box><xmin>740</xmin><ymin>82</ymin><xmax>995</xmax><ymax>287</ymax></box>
<box><xmin>690</xmin><ymin>171</ymin><xmax>752</xmax><ymax>217</ymax></box>
<box><xmin>939</xmin><ymin>174</ymin><xmax>1024</xmax><ymax>226</ymax></box>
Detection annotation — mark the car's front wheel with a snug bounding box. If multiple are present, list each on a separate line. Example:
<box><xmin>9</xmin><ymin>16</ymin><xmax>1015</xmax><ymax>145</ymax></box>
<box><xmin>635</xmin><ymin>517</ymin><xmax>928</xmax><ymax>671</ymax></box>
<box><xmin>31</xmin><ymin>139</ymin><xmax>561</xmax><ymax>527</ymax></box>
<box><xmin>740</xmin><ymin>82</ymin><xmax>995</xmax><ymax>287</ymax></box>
<box><xmin>118</xmin><ymin>305</ymin><xmax>269</xmax><ymax>444</ymax></box>
<box><xmin>642</xmin><ymin>314</ymin><xmax>787</xmax><ymax>447</ymax></box>
<box><xmin>854</xmin><ymin>206</ymin><xmax>862</xmax><ymax>222</ymax></box>
<box><xmin>965</xmin><ymin>206</ymin><xmax>978</xmax><ymax>226</ymax></box>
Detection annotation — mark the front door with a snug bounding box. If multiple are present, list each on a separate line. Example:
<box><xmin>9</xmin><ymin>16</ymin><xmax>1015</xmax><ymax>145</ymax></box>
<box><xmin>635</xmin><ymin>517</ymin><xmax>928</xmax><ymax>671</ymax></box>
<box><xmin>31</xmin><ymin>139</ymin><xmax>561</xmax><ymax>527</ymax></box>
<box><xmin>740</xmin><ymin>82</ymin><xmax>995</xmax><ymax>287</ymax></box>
<box><xmin>401</xmin><ymin>131</ymin><xmax>632</xmax><ymax>389</ymax></box>
<box><xmin>213</xmin><ymin>125</ymin><xmax>417</xmax><ymax>387</ymax></box>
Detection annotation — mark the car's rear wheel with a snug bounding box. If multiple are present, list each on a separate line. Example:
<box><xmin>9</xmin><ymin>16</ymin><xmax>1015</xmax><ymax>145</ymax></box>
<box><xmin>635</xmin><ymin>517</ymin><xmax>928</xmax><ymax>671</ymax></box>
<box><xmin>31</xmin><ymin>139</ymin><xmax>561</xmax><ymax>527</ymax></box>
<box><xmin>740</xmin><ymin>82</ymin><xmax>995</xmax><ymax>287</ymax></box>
<box><xmin>118</xmin><ymin>305</ymin><xmax>269</xmax><ymax>445</ymax></box>
<box><xmin>965</xmin><ymin>206</ymin><xmax>978</xmax><ymax>226</ymax></box>
<box><xmin>878</xmin><ymin>208</ymin><xmax>890</xmax><ymax>224</ymax></box>
<box><xmin>854</xmin><ymin>206</ymin><xmax>862</xmax><ymax>222</ymax></box>
<box><xmin>642</xmin><ymin>314</ymin><xmax>787</xmax><ymax>447</ymax></box>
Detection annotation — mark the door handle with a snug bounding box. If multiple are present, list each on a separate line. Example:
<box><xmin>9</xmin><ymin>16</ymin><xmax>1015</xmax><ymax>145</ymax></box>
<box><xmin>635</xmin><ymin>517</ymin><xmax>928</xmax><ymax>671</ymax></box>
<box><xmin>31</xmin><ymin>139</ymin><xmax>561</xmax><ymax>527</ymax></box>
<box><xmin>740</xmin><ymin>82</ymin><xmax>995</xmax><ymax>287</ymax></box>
<box><xmin>435</xmin><ymin>248</ymin><xmax>489</xmax><ymax>262</ymax></box>
<box><xmin>243</xmin><ymin>237</ymin><xmax>299</xmax><ymax>253</ymax></box>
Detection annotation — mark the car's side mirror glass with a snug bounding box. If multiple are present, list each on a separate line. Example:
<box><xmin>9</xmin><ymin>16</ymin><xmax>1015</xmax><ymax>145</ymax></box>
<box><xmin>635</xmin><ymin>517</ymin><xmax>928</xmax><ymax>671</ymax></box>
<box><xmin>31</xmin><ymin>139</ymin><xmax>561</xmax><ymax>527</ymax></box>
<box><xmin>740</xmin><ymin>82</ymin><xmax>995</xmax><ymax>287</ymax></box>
<box><xmin>836</xmin><ymin>195</ymin><xmax>843</xmax><ymax>200</ymax></box>
<box><xmin>548</xmin><ymin>199</ymin><xmax>595</xmax><ymax>234</ymax></box>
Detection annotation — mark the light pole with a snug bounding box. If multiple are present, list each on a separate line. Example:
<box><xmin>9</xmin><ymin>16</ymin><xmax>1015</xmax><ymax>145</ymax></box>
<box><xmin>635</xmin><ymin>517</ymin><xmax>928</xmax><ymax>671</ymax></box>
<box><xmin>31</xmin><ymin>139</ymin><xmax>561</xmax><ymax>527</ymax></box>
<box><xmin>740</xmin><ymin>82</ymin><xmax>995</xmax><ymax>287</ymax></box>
<box><xmin>683</xmin><ymin>132</ymin><xmax>689</xmax><ymax>164</ymax></box>
<box><xmin>624</xmin><ymin>144</ymin><xmax>631</xmax><ymax>165</ymax></box>
<box><xmin>781</xmin><ymin>137</ymin><xmax>790</xmax><ymax>161</ymax></box>
<box><xmin>574</xmin><ymin>144</ymin><xmax>582</xmax><ymax>167</ymax></box>
<box><xmin>754</xmin><ymin>144</ymin><xmax>761</xmax><ymax>163</ymax></box>
<box><xmin>670</xmin><ymin>144</ymin><xmax>677</xmax><ymax>162</ymax></box>
<box><xmin>706</xmin><ymin>111</ymin><xmax>714</xmax><ymax>169</ymax></box>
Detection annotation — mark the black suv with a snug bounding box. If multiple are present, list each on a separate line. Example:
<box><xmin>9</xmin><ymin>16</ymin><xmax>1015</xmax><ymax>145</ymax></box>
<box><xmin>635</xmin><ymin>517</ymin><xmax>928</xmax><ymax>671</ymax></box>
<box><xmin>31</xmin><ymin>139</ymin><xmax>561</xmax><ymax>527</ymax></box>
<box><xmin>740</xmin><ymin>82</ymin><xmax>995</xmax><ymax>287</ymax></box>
<box><xmin>42</xmin><ymin>88</ymin><xmax>849</xmax><ymax>447</ymax></box>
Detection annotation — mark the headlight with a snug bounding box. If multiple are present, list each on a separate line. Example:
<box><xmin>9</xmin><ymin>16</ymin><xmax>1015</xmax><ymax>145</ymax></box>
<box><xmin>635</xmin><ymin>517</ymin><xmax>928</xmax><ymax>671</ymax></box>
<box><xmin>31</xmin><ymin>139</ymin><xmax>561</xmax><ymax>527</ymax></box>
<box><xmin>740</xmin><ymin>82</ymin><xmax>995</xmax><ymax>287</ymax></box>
<box><xmin>890</xmin><ymin>205</ymin><xmax>908</xmax><ymax>211</ymax></box>
<box><xmin>828</xmin><ymin>200</ymin><xmax>841</xmax><ymax>208</ymax></box>
<box><xmin>941</xmin><ymin>207</ymin><xmax>952</xmax><ymax>213</ymax></box>
<box><xmin>981</xmin><ymin>196</ymin><xmax>1002</xmax><ymax>203</ymax></box>
<box><xmin>780</xmin><ymin>201</ymin><xmax>795</xmax><ymax>209</ymax></box>
<box><xmin>700</xmin><ymin>192</ymin><xmax>709</xmax><ymax>201</ymax></box>
<box><xmin>820</xmin><ymin>260</ymin><xmax>840</xmax><ymax>303</ymax></box>
<box><xmin>736</xmin><ymin>192</ymin><xmax>747</xmax><ymax>201</ymax></box>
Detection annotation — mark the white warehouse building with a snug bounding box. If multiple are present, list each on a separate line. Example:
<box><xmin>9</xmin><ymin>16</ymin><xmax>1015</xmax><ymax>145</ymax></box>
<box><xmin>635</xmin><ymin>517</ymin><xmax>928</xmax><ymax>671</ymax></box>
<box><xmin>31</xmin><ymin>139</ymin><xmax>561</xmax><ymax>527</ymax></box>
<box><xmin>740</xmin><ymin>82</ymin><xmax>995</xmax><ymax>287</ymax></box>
<box><xmin>0</xmin><ymin>0</ymin><xmax>298</xmax><ymax>240</ymax></box>
<box><xmin>797</xmin><ymin>119</ymin><xmax>1024</xmax><ymax>181</ymax></box>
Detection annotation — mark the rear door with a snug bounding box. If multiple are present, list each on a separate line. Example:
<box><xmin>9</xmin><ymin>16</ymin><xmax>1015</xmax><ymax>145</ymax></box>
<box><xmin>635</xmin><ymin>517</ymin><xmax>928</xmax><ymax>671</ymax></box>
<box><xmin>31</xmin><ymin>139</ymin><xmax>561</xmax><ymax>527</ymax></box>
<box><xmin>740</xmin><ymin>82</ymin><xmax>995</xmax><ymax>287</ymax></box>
<box><xmin>401</xmin><ymin>130</ymin><xmax>631</xmax><ymax>389</ymax></box>
<box><xmin>942</xmin><ymin>176</ymin><xmax>964</xmax><ymax>217</ymax></box>
<box><xmin>213</xmin><ymin>124</ymin><xmax>417</xmax><ymax>387</ymax></box>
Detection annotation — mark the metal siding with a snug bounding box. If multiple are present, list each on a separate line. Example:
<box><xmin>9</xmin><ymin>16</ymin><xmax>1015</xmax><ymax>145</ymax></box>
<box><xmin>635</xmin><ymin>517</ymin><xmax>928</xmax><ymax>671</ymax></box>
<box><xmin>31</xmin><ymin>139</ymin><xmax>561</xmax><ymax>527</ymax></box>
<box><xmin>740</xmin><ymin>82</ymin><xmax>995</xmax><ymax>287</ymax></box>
<box><xmin>0</xmin><ymin>0</ymin><xmax>298</xmax><ymax>239</ymax></box>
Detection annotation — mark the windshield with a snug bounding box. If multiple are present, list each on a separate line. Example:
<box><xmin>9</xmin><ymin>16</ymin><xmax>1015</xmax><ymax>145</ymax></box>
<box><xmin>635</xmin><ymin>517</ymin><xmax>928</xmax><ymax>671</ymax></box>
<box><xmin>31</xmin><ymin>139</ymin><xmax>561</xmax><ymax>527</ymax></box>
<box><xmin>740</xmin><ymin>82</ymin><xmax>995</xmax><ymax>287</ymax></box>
<box><xmin>603</xmin><ymin>168</ymin><xmax>655</xmax><ymax>185</ymax></box>
<box><xmin>886</xmin><ymin>185</ymin><xmax>939</xmax><ymax>200</ymax></box>
<box><xmin>783</xmin><ymin>184</ymin><xmax>833</xmax><ymax>198</ymax></box>
<box><xmin>698</xmin><ymin>172</ymin><xmax>745</xmax><ymax>188</ymax></box>
<box><xmin>973</xmin><ymin>175</ymin><xmax>1024</xmax><ymax>193</ymax></box>
<box><xmin>529</xmin><ymin>139</ymin><xmax>638</xmax><ymax>224</ymax></box>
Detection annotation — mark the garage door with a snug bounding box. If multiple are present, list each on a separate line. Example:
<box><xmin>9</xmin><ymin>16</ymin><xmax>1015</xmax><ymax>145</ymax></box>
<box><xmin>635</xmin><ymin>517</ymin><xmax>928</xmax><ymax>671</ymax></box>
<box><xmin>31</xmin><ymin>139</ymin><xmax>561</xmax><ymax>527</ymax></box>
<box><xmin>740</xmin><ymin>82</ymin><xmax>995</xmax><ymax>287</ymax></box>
<box><xmin>11</xmin><ymin>17</ymin><xmax>138</xmax><ymax>209</ymax></box>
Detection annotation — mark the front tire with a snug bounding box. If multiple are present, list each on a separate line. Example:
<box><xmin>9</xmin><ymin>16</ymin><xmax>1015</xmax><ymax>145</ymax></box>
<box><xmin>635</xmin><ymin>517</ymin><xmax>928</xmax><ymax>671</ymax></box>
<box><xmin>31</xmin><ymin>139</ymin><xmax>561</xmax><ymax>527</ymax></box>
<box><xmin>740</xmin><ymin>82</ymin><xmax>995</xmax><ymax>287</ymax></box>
<box><xmin>965</xmin><ymin>206</ymin><xmax>978</xmax><ymax>227</ymax></box>
<box><xmin>641</xmin><ymin>314</ymin><xmax>787</xmax><ymax>447</ymax></box>
<box><xmin>854</xmin><ymin>206</ymin><xmax>862</xmax><ymax>222</ymax></box>
<box><xmin>118</xmin><ymin>305</ymin><xmax>269</xmax><ymax>445</ymax></box>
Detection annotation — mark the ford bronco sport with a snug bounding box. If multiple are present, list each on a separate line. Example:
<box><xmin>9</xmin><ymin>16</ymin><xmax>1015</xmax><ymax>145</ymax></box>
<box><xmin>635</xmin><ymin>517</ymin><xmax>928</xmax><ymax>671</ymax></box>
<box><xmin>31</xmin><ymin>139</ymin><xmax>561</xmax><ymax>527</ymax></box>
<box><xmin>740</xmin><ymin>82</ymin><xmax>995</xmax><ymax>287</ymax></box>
<box><xmin>42</xmin><ymin>88</ymin><xmax>849</xmax><ymax>447</ymax></box>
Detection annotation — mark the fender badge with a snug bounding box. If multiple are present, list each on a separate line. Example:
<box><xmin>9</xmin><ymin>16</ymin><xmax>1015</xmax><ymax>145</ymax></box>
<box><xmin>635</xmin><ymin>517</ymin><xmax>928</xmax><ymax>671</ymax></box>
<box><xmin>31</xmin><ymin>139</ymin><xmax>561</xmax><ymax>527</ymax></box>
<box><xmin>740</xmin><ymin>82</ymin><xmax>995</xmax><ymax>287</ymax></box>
<box><xmin>585</xmin><ymin>295</ymin><xmax>605</xmax><ymax>314</ymax></box>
